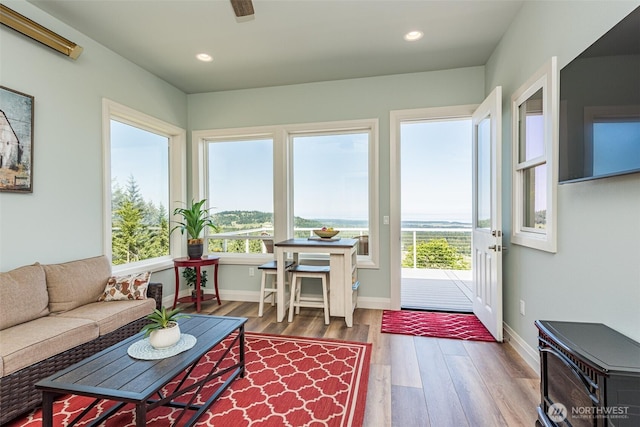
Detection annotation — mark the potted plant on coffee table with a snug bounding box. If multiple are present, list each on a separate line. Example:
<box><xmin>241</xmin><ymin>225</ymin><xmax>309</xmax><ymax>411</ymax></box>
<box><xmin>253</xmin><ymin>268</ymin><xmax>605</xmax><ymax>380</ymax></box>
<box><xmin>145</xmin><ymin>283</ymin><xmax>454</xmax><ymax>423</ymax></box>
<box><xmin>171</xmin><ymin>199</ymin><xmax>219</xmax><ymax>259</ymax></box>
<box><xmin>182</xmin><ymin>267</ymin><xmax>208</xmax><ymax>299</ymax></box>
<box><xmin>141</xmin><ymin>306</ymin><xmax>189</xmax><ymax>349</ymax></box>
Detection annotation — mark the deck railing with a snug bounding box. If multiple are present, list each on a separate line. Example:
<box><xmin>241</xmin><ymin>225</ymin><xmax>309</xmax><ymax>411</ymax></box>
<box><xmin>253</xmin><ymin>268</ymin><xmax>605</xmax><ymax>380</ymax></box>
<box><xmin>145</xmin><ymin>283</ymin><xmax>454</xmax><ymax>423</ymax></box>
<box><xmin>401</xmin><ymin>227</ymin><xmax>472</xmax><ymax>268</ymax></box>
<box><xmin>207</xmin><ymin>227</ymin><xmax>369</xmax><ymax>253</ymax></box>
<box><xmin>207</xmin><ymin>226</ymin><xmax>471</xmax><ymax>265</ymax></box>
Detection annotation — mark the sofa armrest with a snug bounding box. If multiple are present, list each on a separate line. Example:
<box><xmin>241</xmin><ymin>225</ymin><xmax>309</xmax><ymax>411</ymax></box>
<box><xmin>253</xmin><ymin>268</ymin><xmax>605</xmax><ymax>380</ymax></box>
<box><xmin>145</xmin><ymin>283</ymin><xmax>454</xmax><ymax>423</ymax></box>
<box><xmin>147</xmin><ymin>282</ymin><xmax>163</xmax><ymax>310</ymax></box>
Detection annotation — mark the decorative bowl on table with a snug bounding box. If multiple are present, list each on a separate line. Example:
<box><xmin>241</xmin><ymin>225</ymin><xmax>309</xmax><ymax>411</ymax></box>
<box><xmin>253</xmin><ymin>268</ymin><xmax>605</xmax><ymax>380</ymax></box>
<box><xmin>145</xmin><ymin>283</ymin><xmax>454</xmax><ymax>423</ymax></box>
<box><xmin>313</xmin><ymin>229</ymin><xmax>339</xmax><ymax>239</ymax></box>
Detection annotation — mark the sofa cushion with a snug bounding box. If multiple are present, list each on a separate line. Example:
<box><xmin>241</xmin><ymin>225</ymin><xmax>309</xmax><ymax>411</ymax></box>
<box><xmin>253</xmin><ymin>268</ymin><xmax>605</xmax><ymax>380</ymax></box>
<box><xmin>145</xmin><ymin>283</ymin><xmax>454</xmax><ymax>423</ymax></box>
<box><xmin>56</xmin><ymin>299</ymin><xmax>155</xmax><ymax>335</ymax></box>
<box><xmin>0</xmin><ymin>263</ymin><xmax>49</xmax><ymax>330</ymax></box>
<box><xmin>98</xmin><ymin>272</ymin><xmax>151</xmax><ymax>302</ymax></box>
<box><xmin>0</xmin><ymin>316</ymin><xmax>98</xmax><ymax>377</ymax></box>
<box><xmin>44</xmin><ymin>256</ymin><xmax>112</xmax><ymax>313</ymax></box>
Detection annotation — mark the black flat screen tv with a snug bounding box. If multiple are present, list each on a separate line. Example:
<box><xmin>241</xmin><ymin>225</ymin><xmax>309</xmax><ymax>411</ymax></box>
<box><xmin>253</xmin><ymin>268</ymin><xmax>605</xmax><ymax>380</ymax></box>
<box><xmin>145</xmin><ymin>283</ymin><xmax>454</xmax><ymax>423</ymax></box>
<box><xmin>558</xmin><ymin>6</ymin><xmax>640</xmax><ymax>184</ymax></box>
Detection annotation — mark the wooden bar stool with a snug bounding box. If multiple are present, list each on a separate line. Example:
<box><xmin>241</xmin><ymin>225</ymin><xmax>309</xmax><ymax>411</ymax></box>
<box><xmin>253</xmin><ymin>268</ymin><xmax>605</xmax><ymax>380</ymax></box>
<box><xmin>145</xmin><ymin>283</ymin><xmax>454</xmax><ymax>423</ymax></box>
<box><xmin>258</xmin><ymin>260</ymin><xmax>294</xmax><ymax>317</ymax></box>
<box><xmin>288</xmin><ymin>265</ymin><xmax>330</xmax><ymax>324</ymax></box>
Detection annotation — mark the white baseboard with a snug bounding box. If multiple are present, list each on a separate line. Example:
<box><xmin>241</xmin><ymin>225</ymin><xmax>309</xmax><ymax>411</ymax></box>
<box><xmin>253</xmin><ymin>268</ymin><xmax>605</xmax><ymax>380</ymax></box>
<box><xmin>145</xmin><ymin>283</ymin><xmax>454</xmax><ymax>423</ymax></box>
<box><xmin>214</xmin><ymin>292</ymin><xmax>392</xmax><ymax>309</ymax></box>
<box><xmin>503</xmin><ymin>322</ymin><xmax>540</xmax><ymax>375</ymax></box>
<box><xmin>162</xmin><ymin>289</ymin><xmax>258</xmax><ymax>307</ymax></box>
<box><xmin>219</xmin><ymin>289</ymin><xmax>259</xmax><ymax>302</ymax></box>
<box><xmin>166</xmin><ymin>291</ymin><xmax>390</xmax><ymax>311</ymax></box>
<box><xmin>356</xmin><ymin>296</ymin><xmax>391</xmax><ymax>310</ymax></box>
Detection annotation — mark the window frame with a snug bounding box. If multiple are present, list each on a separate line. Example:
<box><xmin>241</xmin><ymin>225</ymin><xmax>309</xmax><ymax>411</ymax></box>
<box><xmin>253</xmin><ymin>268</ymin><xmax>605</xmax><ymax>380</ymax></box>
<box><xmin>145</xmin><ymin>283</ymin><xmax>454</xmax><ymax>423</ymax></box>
<box><xmin>200</xmin><ymin>131</ymin><xmax>277</xmax><ymax>260</ymax></box>
<box><xmin>102</xmin><ymin>99</ymin><xmax>187</xmax><ymax>274</ymax></box>
<box><xmin>511</xmin><ymin>57</ymin><xmax>558</xmax><ymax>253</ymax></box>
<box><xmin>192</xmin><ymin>119</ymin><xmax>379</xmax><ymax>268</ymax></box>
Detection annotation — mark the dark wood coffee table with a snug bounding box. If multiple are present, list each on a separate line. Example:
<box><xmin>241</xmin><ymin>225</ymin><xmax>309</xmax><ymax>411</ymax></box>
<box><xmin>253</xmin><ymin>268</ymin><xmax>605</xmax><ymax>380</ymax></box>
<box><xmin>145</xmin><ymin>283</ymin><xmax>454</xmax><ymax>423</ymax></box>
<box><xmin>36</xmin><ymin>315</ymin><xmax>247</xmax><ymax>427</ymax></box>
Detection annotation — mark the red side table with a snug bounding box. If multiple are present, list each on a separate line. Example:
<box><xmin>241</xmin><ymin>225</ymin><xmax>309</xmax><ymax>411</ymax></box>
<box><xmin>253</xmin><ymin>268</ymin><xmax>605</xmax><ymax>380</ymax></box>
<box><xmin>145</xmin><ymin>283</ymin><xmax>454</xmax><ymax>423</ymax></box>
<box><xmin>173</xmin><ymin>255</ymin><xmax>220</xmax><ymax>312</ymax></box>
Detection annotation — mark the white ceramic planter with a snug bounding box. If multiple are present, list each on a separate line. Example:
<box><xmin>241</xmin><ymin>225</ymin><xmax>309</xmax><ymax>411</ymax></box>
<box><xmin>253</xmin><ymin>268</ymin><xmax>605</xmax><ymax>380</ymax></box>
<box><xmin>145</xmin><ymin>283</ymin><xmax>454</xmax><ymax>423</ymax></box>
<box><xmin>148</xmin><ymin>322</ymin><xmax>181</xmax><ymax>349</ymax></box>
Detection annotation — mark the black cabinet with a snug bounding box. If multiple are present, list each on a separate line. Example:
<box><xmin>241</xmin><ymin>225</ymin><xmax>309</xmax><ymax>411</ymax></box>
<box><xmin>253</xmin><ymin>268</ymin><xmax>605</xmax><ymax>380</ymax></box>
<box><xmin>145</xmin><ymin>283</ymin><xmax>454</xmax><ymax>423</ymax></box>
<box><xmin>535</xmin><ymin>320</ymin><xmax>640</xmax><ymax>427</ymax></box>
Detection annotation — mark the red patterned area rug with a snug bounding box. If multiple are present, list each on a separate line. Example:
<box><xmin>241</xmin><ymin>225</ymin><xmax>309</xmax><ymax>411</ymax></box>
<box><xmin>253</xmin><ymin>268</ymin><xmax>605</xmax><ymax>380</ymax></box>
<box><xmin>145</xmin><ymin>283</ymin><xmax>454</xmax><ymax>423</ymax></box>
<box><xmin>8</xmin><ymin>333</ymin><xmax>371</xmax><ymax>427</ymax></box>
<box><xmin>381</xmin><ymin>310</ymin><xmax>495</xmax><ymax>342</ymax></box>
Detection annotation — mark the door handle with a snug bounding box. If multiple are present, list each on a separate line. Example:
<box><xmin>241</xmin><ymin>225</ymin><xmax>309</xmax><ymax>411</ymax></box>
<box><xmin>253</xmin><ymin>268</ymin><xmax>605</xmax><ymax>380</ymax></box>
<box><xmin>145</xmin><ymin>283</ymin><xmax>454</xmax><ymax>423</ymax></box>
<box><xmin>488</xmin><ymin>245</ymin><xmax>502</xmax><ymax>251</ymax></box>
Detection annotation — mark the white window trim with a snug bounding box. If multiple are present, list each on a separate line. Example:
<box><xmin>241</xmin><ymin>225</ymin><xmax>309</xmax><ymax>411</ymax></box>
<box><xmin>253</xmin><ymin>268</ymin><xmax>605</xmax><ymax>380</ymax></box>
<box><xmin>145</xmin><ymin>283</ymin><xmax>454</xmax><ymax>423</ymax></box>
<box><xmin>286</xmin><ymin>119</ymin><xmax>379</xmax><ymax>269</ymax></box>
<box><xmin>511</xmin><ymin>57</ymin><xmax>558</xmax><ymax>253</ymax></box>
<box><xmin>192</xmin><ymin>126</ymin><xmax>280</xmax><ymax>265</ymax></box>
<box><xmin>102</xmin><ymin>99</ymin><xmax>187</xmax><ymax>274</ymax></box>
<box><xmin>192</xmin><ymin>119</ymin><xmax>379</xmax><ymax>269</ymax></box>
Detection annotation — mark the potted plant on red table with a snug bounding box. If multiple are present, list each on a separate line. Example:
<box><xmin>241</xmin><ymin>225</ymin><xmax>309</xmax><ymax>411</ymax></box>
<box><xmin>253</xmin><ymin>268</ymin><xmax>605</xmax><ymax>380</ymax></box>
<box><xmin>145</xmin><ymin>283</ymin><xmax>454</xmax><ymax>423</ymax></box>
<box><xmin>171</xmin><ymin>199</ymin><xmax>219</xmax><ymax>259</ymax></box>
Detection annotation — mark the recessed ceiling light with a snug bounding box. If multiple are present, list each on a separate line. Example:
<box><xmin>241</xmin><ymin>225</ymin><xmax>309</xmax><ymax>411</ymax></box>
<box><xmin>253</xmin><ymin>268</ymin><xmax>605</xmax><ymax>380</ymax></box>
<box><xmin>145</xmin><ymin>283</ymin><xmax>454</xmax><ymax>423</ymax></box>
<box><xmin>404</xmin><ymin>31</ymin><xmax>424</xmax><ymax>42</ymax></box>
<box><xmin>196</xmin><ymin>53</ymin><xmax>213</xmax><ymax>62</ymax></box>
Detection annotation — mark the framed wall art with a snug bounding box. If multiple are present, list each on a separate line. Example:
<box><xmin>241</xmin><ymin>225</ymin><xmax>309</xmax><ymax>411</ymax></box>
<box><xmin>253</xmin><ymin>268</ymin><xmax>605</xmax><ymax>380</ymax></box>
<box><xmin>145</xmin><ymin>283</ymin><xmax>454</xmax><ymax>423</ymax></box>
<box><xmin>0</xmin><ymin>86</ymin><xmax>34</xmax><ymax>193</ymax></box>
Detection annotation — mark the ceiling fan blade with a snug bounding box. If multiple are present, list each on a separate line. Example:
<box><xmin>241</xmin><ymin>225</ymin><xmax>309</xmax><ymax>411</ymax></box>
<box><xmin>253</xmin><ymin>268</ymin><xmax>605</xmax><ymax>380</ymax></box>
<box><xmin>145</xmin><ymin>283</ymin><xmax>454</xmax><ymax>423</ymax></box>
<box><xmin>230</xmin><ymin>0</ymin><xmax>254</xmax><ymax>17</ymax></box>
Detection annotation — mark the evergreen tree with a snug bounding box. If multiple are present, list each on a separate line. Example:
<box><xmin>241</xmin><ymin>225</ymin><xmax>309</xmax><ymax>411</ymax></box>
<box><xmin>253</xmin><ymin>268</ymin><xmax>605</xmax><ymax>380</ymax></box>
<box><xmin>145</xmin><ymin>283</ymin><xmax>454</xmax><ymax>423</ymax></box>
<box><xmin>111</xmin><ymin>176</ymin><xmax>169</xmax><ymax>264</ymax></box>
<box><xmin>143</xmin><ymin>204</ymin><xmax>169</xmax><ymax>259</ymax></box>
<box><xmin>111</xmin><ymin>180</ymin><xmax>125</xmax><ymax>212</ymax></box>
<box><xmin>294</xmin><ymin>216</ymin><xmax>324</xmax><ymax>228</ymax></box>
<box><xmin>403</xmin><ymin>238</ymin><xmax>470</xmax><ymax>270</ymax></box>
<box><xmin>112</xmin><ymin>199</ymin><xmax>147</xmax><ymax>264</ymax></box>
<box><xmin>227</xmin><ymin>239</ymin><xmax>246</xmax><ymax>253</ymax></box>
<box><xmin>125</xmin><ymin>175</ymin><xmax>146</xmax><ymax>211</ymax></box>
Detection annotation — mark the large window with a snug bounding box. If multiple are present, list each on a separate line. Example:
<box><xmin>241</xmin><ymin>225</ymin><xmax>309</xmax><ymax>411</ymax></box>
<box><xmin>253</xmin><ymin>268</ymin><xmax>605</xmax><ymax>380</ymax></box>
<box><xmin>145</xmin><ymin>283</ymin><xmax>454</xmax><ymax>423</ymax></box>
<box><xmin>192</xmin><ymin>119</ymin><xmax>378</xmax><ymax>267</ymax></box>
<box><xmin>292</xmin><ymin>131</ymin><xmax>369</xmax><ymax>243</ymax></box>
<box><xmin>207</xmin><ymin>137</ymin><xmax>274</xmax><ymax>254</ymax></box>
<box><xmin>103</xmin><ymin>99</ymin><xmax>186</xmax><ymax>272</ymax></box>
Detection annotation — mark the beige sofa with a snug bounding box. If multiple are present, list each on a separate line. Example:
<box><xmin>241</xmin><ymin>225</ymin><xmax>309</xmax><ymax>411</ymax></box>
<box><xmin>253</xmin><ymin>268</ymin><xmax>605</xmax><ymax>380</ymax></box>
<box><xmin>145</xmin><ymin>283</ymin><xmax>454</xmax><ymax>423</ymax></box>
<box><xmin>0</xmin><ymin>255</ymin><xmax>163</xmax><ymax>424</ymax></box>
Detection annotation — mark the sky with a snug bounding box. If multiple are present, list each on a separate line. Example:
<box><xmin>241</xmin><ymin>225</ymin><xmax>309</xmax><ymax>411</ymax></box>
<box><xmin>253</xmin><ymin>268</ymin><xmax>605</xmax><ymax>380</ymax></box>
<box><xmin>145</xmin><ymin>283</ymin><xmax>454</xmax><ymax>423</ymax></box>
<box><xmin>208</xmin><ymin>138</ymin><xmax>273</xmax><ymax>213</ymax></box>
<box><xmin>292</xmin><ymin>133</ymin><xmax>368</xmax><ymax>220</ymax></box>
<box><xmin>401</xmin><ymin>119</ymin><xmax>472</xmax><ymax>223</ymax></box>
<box><xmin>110</xmin><ymin>120</ymin><xmax>169</xmax><ymax>208</ymax></box>
<box><xmin>206</xmin><ymin>133</ymin><xmax>368</xmax><ymax>220</ymax></box>
<box><xmin>111</xmin><ymin>119</ymin><xmax>486</xmax><ymax>224</ymax></box>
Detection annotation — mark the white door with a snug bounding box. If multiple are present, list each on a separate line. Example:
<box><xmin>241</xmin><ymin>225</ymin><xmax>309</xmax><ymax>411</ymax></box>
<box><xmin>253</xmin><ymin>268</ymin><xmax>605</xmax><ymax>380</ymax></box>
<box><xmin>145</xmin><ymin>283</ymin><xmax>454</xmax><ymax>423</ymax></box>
<box><xmin>471</xmin><ymin>87</ymin><xmax>503</xmax><ymax>342</ymax></box>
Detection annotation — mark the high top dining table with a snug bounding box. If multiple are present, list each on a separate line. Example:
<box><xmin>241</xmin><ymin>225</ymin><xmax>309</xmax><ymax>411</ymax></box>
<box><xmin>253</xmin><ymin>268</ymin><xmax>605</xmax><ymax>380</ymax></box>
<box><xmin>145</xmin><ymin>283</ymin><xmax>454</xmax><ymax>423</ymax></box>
<box><xmin>274</xmin><ymin>238</ymin><xmax>359</xmax><ymax>327</ymax></box>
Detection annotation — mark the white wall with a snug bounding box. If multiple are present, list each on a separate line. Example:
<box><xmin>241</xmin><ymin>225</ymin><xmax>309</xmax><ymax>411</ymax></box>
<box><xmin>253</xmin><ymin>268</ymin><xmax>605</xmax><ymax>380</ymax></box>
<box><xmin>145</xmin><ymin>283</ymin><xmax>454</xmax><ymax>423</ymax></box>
<box><xmin>486</xmin><ymin>0</ymin><xmax>640</xmax><ymax>349</ymax></box>
<box><xmin>0</xmin><ymin>0</ymin><xmax>186</xmax><ymax>296</ymax></box>
<box><xmin>188</xmin><ymin>67</ymin><xmax>486</xmax><ymax>300</ymax></box>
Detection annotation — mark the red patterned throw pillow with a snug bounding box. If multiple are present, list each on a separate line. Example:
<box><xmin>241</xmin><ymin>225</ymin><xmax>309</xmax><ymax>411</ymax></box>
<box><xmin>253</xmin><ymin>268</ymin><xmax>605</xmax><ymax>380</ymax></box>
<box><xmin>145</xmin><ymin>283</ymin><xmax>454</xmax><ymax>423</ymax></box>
<box><xmin>98</xmin><ymin>272</ymin><xmax>150</xmax><ymax>301</ymax></box>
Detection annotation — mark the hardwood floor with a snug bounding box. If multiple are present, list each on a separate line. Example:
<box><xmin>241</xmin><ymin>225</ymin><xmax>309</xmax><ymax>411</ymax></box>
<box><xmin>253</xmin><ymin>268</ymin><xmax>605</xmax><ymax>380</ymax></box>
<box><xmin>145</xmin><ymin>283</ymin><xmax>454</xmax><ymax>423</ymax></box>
<box><xmin>183</xmin><ymin>301</ymin><xmax>540</xmax><ymax>427</ymax></box>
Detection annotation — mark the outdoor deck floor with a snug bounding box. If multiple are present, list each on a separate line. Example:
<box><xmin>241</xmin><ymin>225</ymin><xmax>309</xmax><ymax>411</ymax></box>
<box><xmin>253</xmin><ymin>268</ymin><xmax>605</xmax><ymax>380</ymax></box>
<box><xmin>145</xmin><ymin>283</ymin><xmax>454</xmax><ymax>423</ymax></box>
<box><xmin>401</xmin><ymin>268</ymin><xmax>473</xmax><ymax>312</ymax></box>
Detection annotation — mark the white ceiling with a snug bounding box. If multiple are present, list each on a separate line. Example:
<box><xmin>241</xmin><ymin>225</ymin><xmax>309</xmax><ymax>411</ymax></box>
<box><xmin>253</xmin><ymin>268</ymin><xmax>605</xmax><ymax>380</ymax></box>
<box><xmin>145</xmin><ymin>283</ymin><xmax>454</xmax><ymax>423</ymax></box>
<box><xmin>27</xmin><ymin>0</ymin><xmax>524</xmax><ymax>94</ymax></box>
